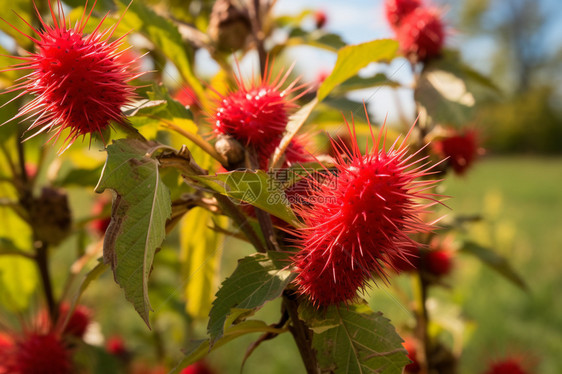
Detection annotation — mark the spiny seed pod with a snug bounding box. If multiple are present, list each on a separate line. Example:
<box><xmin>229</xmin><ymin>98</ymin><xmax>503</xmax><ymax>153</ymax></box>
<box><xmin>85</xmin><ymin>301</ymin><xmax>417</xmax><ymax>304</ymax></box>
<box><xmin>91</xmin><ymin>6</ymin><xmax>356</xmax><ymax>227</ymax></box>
<box><xmin>396</xmin><ymin>7</ymin><xmax>445</xmax><ymax>62</ymax></box>
<box><xmin>293</xmin><ymin>112</ymin><xmax>443</xmax><ymax>306</ymax></box>
<box><xmin>212</xmin><ymin>61</ymin><xmax>307</xmax><ymax>167</ymax></box>
<box><xmin>180</xmin><ymin>360</ymin><xmax>216</xmax><ymax>374</ymax></box>
<box><xmin>1</xmin><ymin>0</ymin><xmax>141</xmax><ymax>149</ymax></box>
<box><xmin>106</xmin><ymin>335</ymin><xmax>128</xmax><ymax>357</ymax></box>
<box><xmin>174</xmin><ymin>85</ymin><xmax>200</xmax><ymax>110</ymax></box>
<box><xmin>91</xmin><ymin>197</ymin><xmax>111</xmax><ymax>237</ymax></box>
<box><xmin>314</xmin><ymin>10</ymin><xmax>328</xmax><ymax>29</ymax></box>
<box><xmin>484</xmin><ymin>359</ymin><xmax>528</xmax><ymax>374</ymax></box>
<box><xmin>432</xmin><ymin>129</ymin><xmax>479</xmax><ymax>175</ymax></box>
<box><xmin>426</xmin><ymin>248</ymin><xmax>453</xmax><ymax>276</ymax></box>
<box><xmin>30</xmin><ymin>187</ymin><xmax>72</xmax><ymax>246</ymax></box>
<box><xmin>5</xmin><ymin>333</ymin><xmax>72</xmax><ymax>374</ymax></box>
<box><xmin>402</xmin><ymin>337</ymin><xmax>421</xmax><ymax>373</ymax></box>
<box><xmin>59</xmin><ymin>303</ymin><xmax>91</xmax><ymax>339</ymax></box>
<box><xmin>385</xmin><ymin>0</ymin><xmax>422</xmax><ymax>30</ymax></box>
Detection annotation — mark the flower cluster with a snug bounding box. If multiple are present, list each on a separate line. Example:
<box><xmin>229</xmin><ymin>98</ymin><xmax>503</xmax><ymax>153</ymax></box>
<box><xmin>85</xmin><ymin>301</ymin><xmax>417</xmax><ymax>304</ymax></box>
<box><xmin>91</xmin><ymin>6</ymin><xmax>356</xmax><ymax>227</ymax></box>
<box><xmin>385</xmin><ymin>0</ymin><xmax>445</xmax><ymax>62</ymax></box>
<box><xmin>292</xmin><ymin>118</ymin><xmax>442</xmax><ymax>306</ymax></box>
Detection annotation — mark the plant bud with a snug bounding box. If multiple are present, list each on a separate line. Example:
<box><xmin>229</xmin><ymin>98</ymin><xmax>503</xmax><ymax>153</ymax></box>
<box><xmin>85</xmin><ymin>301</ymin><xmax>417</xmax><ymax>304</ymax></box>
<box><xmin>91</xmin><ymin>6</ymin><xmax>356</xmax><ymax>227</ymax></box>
<box><xmin>215</xmin><ymin>134</ymin><xmax>246</xmax><ymax>169</ymax></box>
<box><xmin>30</xmin><ymin>187</ymin><xmax>72</xmax><ymax>246</ymax></box>
<box><xmin>208</xmin><ymin>0</ymin><xmax>251</xmax><ymax>53</ymax></box>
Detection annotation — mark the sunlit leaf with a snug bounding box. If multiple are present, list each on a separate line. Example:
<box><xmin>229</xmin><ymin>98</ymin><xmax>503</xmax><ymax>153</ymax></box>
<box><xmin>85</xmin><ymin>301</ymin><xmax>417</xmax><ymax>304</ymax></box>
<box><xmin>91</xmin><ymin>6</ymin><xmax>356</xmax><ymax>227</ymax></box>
<box><xmin>207</xmin><ymin>252</ymin><xmax>295</xmax><ymax>345</ymax></box>
<box><xmin>95</xmin><ymin>138</ymin><xmax>172</xmax><ymax>326</ymax></box>
<box><xmin>271</xmin><ymin>98</ymin><xmax>318</xmax><ymax>169</ymax></box>
<box><xmin>308</xmin><ymin>303</ymin><xmax>410</xmax><ymax>374</ymax></box>
<box><xmin>336</xmin><ymin>73</ymin><xmax>401</xmax><ymax>92</ymax></box>
<box><xmin>317</xmin><ymin>39</ymin><xmax>399</xmax><ymax>102</ymax></box>
<box><xmin>173</xmin><ymin>319</ymin><xmax>286</xmax><ymax>372</ymax></box>
<box><xmin>0</xmin><ymin>208</ymin><xmax>37</xmax><ymax>311</ymax></box>
<box><xmin>193</xmin><ymin>170</ymin><xmax>301</xmax><ymax>227</ymax></box>
<box><xmin>180</xmin><ymin>207</ymin><xmax>227</xmax><ymax>319</ymax></box>
<box><xmin>460</xmin><ymin>241</ymin><xmax>528</xmax><ymax>291</ymax></box>
<box><xmin>0</xmin><ymin>0</ymin><xmax>32</xmax><ymax>48</ymax></box>
<box><xmin>415</xmin><ymin>50</ymin><xmax>500</xmax><ymax>126</ymax></box>
<box><xmin>54</xmin><ymin>165</ymin><xmax>104</xmax><ymax>187</ymax></box>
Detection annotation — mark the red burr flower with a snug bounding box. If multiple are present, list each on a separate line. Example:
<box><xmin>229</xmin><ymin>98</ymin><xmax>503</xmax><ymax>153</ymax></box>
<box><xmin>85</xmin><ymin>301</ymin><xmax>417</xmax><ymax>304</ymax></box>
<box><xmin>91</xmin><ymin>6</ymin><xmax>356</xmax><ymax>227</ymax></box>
<box><xmin>484</xmin><ymin>358</ymin><xmax>529</xmax><ymax>374</ymax></box>
<box><xmin>5</xmin><ymin>333</ymin><xmax>72</xmax><ymax>374</ymax></box>
<box><xmin>181</xmin><ymin>360</ymin><xmax>215</xmax><ymax>374</ymax></box>
<box><xmin>389</xmin><ymin>245</ymin><xmax>420</xmax><ymax>273</ymax></box>
<box><xmin>282</xmin><ymin>135</ymin><xmax>313</xmax><ymax>167</ymax></box>
<box><xmin>0</xmin><ymin>332</ymin><xmax>14</xmax><ymax>374</ymax></box>
<box><xmin>426</xmin><ymin>248</ymin><xmax>453</xmax><ymax>276</ymax></box>
<box><xmin>432</xmin><ymin>129</ymin><xmax>479</xmax><ymax>175</ymax></box>
<box><xmin>402</xmin><ymin>337</ymin><xmax>421</xmax><ymax>373</ymax></box>
<box><xmin>385</xmin><ymin>0</ymin><xmax>422</xmax><ymax>30</ymax></box>
<box><xmin>396</xmin><ymin>7</ymin><xmax>445</xmax><ymax>62</ymax></box>
<box><xmin>314</xmin><ymin>10</ymin><xmax>328</xmax><ymax>29</ymax></box>
<box><xmin>293</xmin><ymin>115</ymin><xmax>443</xmax><ymax>306</ymax></box>
<box><xmin>212</xmin><ymin>62</ymin><xmax>306</xmax><ymax>165</ymax></box>
<box><xmin>91</xmin><ymin>197</ymin><xmax>111</xmax><ymax>236</ymax></box>
<box><xmin>2</xmin><ymin>0</ymin><xmax>141</xmax><ymax>148</ymax></box>
<box><xmin>174</xmin><ymin>85</ymin><xmax>200</xmax><ymax>110</ymax></box>
<box><xmin>106</xmin><ymin>335</ymin><xmax>127</xmax><ymax>356</ymax></box>
<box><xmin>59</xmin><ymin>303</ymin><xmax>91</xmax><ymax>339</ymax></box>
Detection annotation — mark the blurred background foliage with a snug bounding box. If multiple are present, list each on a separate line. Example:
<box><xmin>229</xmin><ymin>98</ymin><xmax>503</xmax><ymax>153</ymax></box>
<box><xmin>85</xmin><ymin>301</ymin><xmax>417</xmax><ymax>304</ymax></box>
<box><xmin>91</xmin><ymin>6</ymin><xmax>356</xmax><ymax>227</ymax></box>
<box><xmin>0</xmin><ymin>0</ymin><xmax>561</xmax><ymax>373</ymax></box>
<box><xmin>443</xmin><ymin>0</ymin><xmax>562</xmax><ymax>153</ymax></box>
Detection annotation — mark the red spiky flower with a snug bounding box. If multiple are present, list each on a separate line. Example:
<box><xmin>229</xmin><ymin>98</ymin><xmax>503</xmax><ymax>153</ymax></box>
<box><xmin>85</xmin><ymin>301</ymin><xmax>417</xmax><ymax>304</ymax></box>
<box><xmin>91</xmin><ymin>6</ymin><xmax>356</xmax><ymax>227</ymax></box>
<box><xmin>484</xmin><ymin>357</ymin><xmax>529</xmax><ymax>374</ymax></box>
<box><xmin>402</xmin><ymin>337</ymin><xmax>421</xmax><ymax>373</ymax></box>
<box><xmin>181</xmin><ymin>360</ymin><xmax>216</xmax><ymax>374</ymax></box>
<box><xmin>212</xmin><ymin>61</ymin><xmax>306</xmax><ymax>167</ymax></box>
<box><xmin>106</xmin><ymin>335</ymin><xmax>127</xmax><ymax>356</ymax></box>
<box><xmin>4</xmin><ymin>332</ymin><xmax>72</xmax><ymax>374</ymax></box>
<box><xmin>396</xmin><ymin>7</ymin><xmax>445</xmax><ymax>62</ymax></box>
<box><xmin>424</xmin><ymin>235</ymin><xmax>454</xmax><ymax>276</ymax></box>
<box><xmin>59</xmin><ymin>303</ymin><xmax>91</xmax><ymax>339</ymax></box>
<box><xmin>384</xmin><ymin>0</ymin><xmax>421</xmax><ymax>30</ymax></box>
<box><xmin>2</xmin><ymin>0</ymin><xmax>141</xmax><ymax>149</ymax></box>
<box><xmin>90</xmin><ymin>196</ymin><xmax>111</xmax><ymax>236</ymax></box>
<box><xmin>432</xmin><ymin>129</ymin><xmax>479</xmax><ymax>175</ymax></box>
<box><xmin>293</xmin><ymin>113</ymin><xmax>443</xmax><ymax>306</ymax></box>
<box><xmin>314</xmin><ymin>10</ymin><xmax>328</xmax><ymax>29</ymax></box>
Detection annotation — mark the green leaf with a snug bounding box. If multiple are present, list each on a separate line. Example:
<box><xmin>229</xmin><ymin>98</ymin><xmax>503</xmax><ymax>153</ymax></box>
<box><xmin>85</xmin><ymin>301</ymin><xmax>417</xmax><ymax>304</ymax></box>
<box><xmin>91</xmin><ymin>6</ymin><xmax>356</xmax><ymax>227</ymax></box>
<box><xmin>115</xmin><ymin>0</ymin><xmax>204</xmax><ymax>99</ymax></box>
<box><xmin>460</xmin><ymin>241</ymin><xmax>528</xmax><ymax>291</ymax></box>
<box><xmin>54</xmin><ymin>165</ymin><xmax>104</xmax><ymax>187</ymax></box>
<box><xmin>172</xmin><ymin>319</ymin><xmax>286</xmax><ymax>372</ymax></box>
<box><xmin>180</xmin><ymin>208</ymin><xmax>227</xmax><ymax>320</ymax></box>
<box><xmin>414</xmin><ymin>50</ymin><xmax>500</xmax><ymax>126</ymax></box>
<box><xmin>193</xmin><ymin>170</ymin><xmax>301</xmax><ymax>227</ymax></box>
<box><xmin>336</xmin><ymin>73</ymin><xmax>401</xmax><ymax>92</ymax></box>
<box><xmin>288</xmin><ymin>27</ymin><xmax>347</xmax><ymax>51</ymax></box>
<box><xmin>308</xmin><ymin>304</ymin><xmax>409</xmax><ymax>374</ymax></box>
<box><xmin>317</xmin><ymin>39</ymin><xmax>399</xmax><ymax>102</ymax></box>
<box><xmin>271</xmin><ymin>98</ymin><xmax>318</xmax><ymax>169</ymax></box>
<box><xmin>0</xmin><ymin>0</ymin><xmax>32</xmax><ymax>48</ymax></box>
<box><xmin>0</xmin><ymin>206</ymin><xmax>37</xmax><ymax>311</ymax></box>
<box><xmin>125</xmin><ymin>86</ymin><xmax>199</xmax><ymax>143</ymax></box>
<box><xmin>207</xmin><ymin>253</ymin><xmax>295</xmax><ymax>345</ymax></box>
<box><xmin>95</xmin><ymin>138</ymin><xmax>172</xmax><ymax>326</ymax></box>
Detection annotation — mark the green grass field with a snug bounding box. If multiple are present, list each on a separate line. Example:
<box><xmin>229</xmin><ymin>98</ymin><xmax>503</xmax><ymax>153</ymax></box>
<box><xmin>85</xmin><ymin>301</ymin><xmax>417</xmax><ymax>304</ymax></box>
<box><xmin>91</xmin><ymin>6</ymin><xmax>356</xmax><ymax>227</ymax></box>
<box><xmin>440</xmin><ymin>156</ymin><xmax>562</xmax><ymax>373</ymax></box>
<box><xmin>210</xmin><ymin>156</ymin><xmax>562</xmax><ymax>373</ymax></box>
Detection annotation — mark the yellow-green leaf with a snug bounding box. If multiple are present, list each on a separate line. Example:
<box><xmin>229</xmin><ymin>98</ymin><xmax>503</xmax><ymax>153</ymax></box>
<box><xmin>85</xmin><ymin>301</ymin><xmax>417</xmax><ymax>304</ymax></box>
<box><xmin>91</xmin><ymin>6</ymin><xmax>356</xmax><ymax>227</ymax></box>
<box><xmin>317</xmin><ymin>39</ymin><xmax>399</xmax><ymax>102</ymax></box>
<box><xmin>180</xmin><ymin>207</ymin><xmax>227</xmax><ymax>319</ymax></box>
